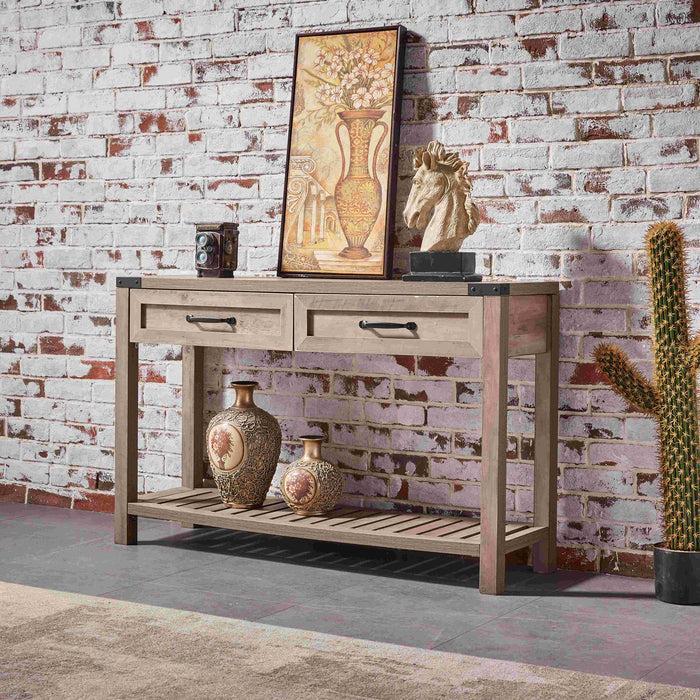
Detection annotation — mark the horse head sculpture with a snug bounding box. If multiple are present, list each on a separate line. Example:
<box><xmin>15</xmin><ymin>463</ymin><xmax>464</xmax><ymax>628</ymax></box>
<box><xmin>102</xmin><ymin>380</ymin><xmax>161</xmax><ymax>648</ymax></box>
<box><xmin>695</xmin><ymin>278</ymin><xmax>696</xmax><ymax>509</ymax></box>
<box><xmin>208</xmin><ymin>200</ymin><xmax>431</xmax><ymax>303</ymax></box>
<box><xmin>403</xmin><ymin>141</ymin><xmax>480</xmax><ymax>252</ymax></box>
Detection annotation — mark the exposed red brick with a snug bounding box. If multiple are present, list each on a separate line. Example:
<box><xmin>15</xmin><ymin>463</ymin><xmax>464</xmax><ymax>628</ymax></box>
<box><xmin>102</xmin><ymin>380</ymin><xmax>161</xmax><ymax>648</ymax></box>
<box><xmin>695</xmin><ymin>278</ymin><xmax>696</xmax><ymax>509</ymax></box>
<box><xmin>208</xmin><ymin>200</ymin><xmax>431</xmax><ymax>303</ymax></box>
<box><xmin>42</xmin><ymin>161</ymin><xmax>86</xmax><ymax>180</ymax></box>
<box><xmin>39</xmin><ymin>335</ymin><xmax>85</xmax><ymax>356</ymax></box>
<box><xmin>569</xmin><ymin>362</ymin><xmax>607</xmax><ymax>385</ymax></box>
<box><xmin>417</xmin><ymin>356</ymin><xmax>453</xmax><ymax>377</ymax></box>
<box><xmin>73</xmin><ymin>491</ymin><xmax>114</xmax><ymax>513</ymax></box>
<box><xmin>63</xmin><ymin>272</ymin><xmax>107</xmax><ymax>289</ymax></box>
<box><xmin>522</xmin><ymin>37</ymin><xmax>557</xmax><ymax>60</ymax></box>
<box><xmin>600</xmin><ymin>550</ymin><xmax>654</xmax><ymax>578</ymax></box>
<box><xmin>136</xmin><ymin>111</ymin><xmax>186</xmax><ymax>133</ymax></box>
<box><xmin>558</xmin><ymin>546</ymin><xmax>598</xmax><ymax>572</ymax></box>
<box><xmin>27</xmin><ymin>488</ymin><xmax>72</xmax><ymax>509</ymax></box>
<box><xmin>0</xmin><ymin>483</ymin><xmax>26</xmax><ymax>503</ymax></box>
<box><xmin>70</xmin><ymin>359</ymin><xmax>115</xmax><ymax>380</ymax></box>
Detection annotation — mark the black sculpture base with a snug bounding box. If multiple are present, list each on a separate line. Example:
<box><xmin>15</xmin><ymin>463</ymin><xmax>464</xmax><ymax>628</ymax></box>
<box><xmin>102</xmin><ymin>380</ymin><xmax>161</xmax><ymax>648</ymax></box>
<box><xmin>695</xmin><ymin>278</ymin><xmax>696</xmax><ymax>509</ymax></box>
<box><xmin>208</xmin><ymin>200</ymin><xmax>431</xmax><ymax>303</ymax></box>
<box><xmin>402</xmin><ymin>251</ymin><xmax>482</xmax><ymax>282</ymax></box>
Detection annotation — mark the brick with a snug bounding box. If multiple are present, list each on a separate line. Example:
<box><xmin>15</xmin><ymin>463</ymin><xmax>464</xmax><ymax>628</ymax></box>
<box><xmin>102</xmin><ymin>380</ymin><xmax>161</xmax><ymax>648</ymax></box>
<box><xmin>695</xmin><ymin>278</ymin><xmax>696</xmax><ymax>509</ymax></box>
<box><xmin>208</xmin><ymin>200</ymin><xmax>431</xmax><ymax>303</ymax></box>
<box><xmin>612</xmin><ymin>196</ymin><xmax>683</xmax><ymax>222</ymax></box>
<box><xmin>490</xmin><ymin>37</ymin><xmax>558</xmax><ymax>64</ymax></box>
<box><xmin>588</xmin><ymin>495</ymin><xmax>659</xmax><ymax>524</ymax></box>
<box><xmin>144</xmin><ymin>63</ymin><xmax>192</xmax><ymax>86</ymax></box>
<box><xmin>523</xmin><ymin>62</ymin><xmax>591</xmax><ymax>88</ymax></box>
<box><xmin>552</xmin><ymin>88</ymin><xmax>620</xmax><ymax>115</ymax></box>
<box><xmin>594</xmin><ymin>59</ymin><xmax>666</xmax><ymax>85</ymax></box>
<box><xmin>492</xmin><ymin>251</ymin><xmax>560</xmax><ymax>276</ymax></box>
<box><xmin>634</xmin><ymin>26</ymin><xmax>700</xmax><ymax>55</ymax></box>
<box><xmin>653</xmin><ymin>111</ymin><xmax>700</xmax><ymax>138</ymax></box>
<box><xmin>649</xmin><ymin>166</ymin><xmax>700</xmax><ymax>193</ymax></box>
<box><xmin>563</xmin><ymin>252</ymin><xmax>633</xmax><ymax>278</ymax></box>
<box><xmin>577</xmin><ymin>170</ymin><xmax>646</xmax><ymax>195</ymax></box>
<box><xmin>582</xmin><ymin>3</ymin><xmax>654</xmax><ymax>30</ymax></box>
<box><xmin>578</xmin><ymin>115</ymin><xmax>650</xmax><ymax>140</ymax></box>
<box><xmin>292</xmin><ymin>1</ymin><xmax>347</xmax><ymax>25</ymax></box>
<box><xmin>670</xmin><ymin>56</ymin><xmax>700</xmax><ymax>80</ymax></box>
<box><xmin>509</xmin><ymin>117</ymin><xmax>576</xmax><ymax>143</ymax></box>
<box><xmin>622</xmin><ymin>84</ymin><xmax>696</xmax><ymax>111</ymax></box>
<box><xmin>561</xmin><ymin>31</ymin><xmax>631</xmax><ymax>59</ymax></box>
<box><xmin>456</xmin><ymin>66</ymin><xmax>521</xmax><ymax>91</ymax></box>
<box><xmin>516</xmin><ymin>9</ymin><xmax>582</xmax><ymax>35</ymax></box>
<box><xmin>520</xmin><ymin>224</ymin><xmax>584</xmax><ymax>249</ymax></box>
<box><xmin>551</xmin><ymin>142</ymin><xmax>623</xmax><ymax>169</ymax></box>
<box><xmin>627</xmin><ymin>138</ymin><xmax>697</xmax><ymax>166</ymax></box>
<box><xmin>482</xmin><ymin>144</ymin><xmax>549</xmax><ymax>171</ymax></box>
<box><xmin>428</xmin><ymin>45</ymin><xmax>489</xmax><ymax>68</ymax></box>
<box><xmin>449</xmin><ymin>14</ymin><xmax>516</xmax><ymax>41</ymax></box>
<box><xmin>592</xmin><ymin>223</ymin><xmax>651</xmax><ymax>250</ymax></box>
<box><xmin>480</xmin><ymin>92</ymin><xmax>548</xmax><ymax>118</ymax></box>
<box><xmin>507</xmin><ymin>172</ymin><xmax>572</xmax><ymax>197</ymax></box>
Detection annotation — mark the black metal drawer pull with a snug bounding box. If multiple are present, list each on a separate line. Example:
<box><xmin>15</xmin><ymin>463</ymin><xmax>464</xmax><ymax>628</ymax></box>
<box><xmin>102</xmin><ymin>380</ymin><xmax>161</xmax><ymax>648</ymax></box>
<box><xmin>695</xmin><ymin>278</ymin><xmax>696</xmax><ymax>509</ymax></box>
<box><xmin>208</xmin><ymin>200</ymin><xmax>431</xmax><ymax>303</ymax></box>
<box><xmin>186</xmin><ymin>315</ymin><xmax>236</xmax><ymax>326</ymax></box>
<box><xmin>359</xmin><ymin>320</ymin><xmax>417</xmax><ymax>331</ymax></box>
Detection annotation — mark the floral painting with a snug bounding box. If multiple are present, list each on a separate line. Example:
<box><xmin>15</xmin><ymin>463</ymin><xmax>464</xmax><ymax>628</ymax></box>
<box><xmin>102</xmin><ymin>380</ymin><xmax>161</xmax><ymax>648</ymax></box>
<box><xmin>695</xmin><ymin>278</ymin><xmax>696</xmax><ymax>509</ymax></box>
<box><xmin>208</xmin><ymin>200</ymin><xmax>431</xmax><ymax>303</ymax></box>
<box><xmin>278</xmin><ymin>27</ymin><xmax>404</xmax><ymax>278</ymax></box>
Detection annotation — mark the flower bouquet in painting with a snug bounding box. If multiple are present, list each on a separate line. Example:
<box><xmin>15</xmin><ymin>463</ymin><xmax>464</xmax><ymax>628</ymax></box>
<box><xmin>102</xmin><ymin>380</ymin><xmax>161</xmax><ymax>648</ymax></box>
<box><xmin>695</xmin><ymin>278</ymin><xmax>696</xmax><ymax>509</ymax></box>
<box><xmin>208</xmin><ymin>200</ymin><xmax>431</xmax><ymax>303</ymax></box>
<box><xmin>278</xmin><ymin>27</ymin><xmax>404</xmax><ymax>279</ymax></box>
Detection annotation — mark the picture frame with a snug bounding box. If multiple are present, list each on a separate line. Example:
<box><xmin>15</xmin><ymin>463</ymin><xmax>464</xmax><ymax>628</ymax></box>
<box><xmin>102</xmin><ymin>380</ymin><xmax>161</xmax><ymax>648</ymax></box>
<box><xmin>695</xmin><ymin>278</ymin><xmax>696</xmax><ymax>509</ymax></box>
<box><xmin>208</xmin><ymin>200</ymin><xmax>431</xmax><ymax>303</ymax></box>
<box><xmin>277</xmin><ymin>25</ymin><xmax>405</xmax><ymax>279</ymax></box>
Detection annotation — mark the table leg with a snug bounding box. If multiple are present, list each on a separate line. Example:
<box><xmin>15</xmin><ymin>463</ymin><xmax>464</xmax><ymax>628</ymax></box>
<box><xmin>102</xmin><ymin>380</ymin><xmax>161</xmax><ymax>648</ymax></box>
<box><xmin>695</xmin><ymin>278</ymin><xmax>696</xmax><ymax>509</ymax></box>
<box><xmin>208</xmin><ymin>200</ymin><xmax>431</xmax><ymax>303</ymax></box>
<box><xmin>479</xmin><ymin>295</ymin><xmax>509</xmax><ymax>595</ymax></box>
<box><xmin>115</xmin><ymin>287</ymin><xmax>138</xmax><ymax>544</ymax></box>
<box><xmin>533</xmin><ymin>294</ymin><xmax>559</xmax><ymax>573</ymax></box>
<box><xmin>181</xmin><ymin>345</ymin><xmax>204</xmax><ymax>529</ymax></box>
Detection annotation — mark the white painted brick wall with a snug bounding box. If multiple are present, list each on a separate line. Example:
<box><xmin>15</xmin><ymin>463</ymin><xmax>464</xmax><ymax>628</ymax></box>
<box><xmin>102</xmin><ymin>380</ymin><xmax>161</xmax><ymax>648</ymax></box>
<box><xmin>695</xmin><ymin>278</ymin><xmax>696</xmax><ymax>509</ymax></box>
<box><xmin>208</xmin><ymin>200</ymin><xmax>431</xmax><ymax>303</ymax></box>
<box><xmin>1</xmin><ymin>0</ymin><xmax>698</xmax><ymax>577</ymax></box>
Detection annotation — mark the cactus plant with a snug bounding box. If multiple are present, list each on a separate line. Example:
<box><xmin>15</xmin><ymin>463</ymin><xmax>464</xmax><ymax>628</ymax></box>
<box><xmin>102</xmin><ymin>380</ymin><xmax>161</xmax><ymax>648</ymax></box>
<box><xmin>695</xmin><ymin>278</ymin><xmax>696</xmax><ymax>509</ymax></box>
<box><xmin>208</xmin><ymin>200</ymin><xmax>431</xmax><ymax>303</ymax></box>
<box><xmin>593</xmin><ymin>221</ymin><xmax>700</xmax><ymax>552</ymax></box>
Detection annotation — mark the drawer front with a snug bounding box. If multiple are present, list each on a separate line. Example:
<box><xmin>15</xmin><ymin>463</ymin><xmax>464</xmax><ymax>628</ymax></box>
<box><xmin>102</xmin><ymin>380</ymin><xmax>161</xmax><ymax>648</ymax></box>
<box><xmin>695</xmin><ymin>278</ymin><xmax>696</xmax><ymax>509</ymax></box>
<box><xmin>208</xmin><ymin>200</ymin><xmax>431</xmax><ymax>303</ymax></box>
<box><xmin>130</xmin><ymin>290</ymin><xmax>293</xmax><ymax>350</ymax></box>
<box><xmin>295</xmin><ymin>294</ymin><xmax>483</xmax><ymax>357</ymax></box>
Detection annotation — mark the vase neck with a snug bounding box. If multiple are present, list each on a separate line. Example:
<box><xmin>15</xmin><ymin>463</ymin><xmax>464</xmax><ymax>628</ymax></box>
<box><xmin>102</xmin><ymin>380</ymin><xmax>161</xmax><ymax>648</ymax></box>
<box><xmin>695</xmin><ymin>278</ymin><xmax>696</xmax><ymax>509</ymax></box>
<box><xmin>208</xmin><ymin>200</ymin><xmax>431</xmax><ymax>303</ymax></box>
<box><xmin>342</xmin><ymin>115</ymin><xmax>378</xmax><ymax>179</ymax></box>
<box><xmin>301</xmin><ymin>436</ymin><xmax>324</xmax><ymax>461</ymax></box>
<box><xmin>233</xmin><ymin>382</ymin><xmax>257</xmax><ymax>408</ymax></box>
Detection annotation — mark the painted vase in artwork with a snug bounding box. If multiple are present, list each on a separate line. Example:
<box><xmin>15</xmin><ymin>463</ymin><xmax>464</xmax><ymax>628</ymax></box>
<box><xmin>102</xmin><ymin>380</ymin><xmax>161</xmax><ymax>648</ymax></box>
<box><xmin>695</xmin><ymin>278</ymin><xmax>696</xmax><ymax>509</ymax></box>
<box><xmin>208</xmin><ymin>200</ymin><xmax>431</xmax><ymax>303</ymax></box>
<box><xmin>280</xmin><ymin>435</ymin><xmax>344</xmax><ymax>516</ymax></box>
<box><xmin>206</xmin><ymin>380</ymin><xmax>282</xmax><ymax>508</ymax></box>
<box><xmin>334</xmin><ymin>109</ymin><xmax>388</xmax><ymax>259</ymax></box>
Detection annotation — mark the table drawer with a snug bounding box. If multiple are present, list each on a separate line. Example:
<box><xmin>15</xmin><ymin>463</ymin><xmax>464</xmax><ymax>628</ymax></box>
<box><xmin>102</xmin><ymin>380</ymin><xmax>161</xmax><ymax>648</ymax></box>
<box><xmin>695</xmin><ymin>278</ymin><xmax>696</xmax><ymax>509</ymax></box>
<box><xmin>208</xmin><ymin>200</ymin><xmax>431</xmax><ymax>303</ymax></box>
<box><xmin>295</xmin><ymin>294</ymin><xmax>483</xmax><ymax>357</ymax></box>
<box><xmin>129</xmin><ymin>290</ymin><xmax>293</xmax><ymax>350</ymax></box>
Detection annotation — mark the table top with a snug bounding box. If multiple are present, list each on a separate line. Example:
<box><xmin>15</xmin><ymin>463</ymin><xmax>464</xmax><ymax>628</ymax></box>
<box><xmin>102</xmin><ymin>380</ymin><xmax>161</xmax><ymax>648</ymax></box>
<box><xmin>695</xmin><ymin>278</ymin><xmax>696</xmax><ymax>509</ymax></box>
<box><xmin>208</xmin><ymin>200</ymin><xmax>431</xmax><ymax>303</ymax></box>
<box><xmin>117</xmin><ymin>276</ymin><xmax>559</xmax><ymax>297</ymax></box>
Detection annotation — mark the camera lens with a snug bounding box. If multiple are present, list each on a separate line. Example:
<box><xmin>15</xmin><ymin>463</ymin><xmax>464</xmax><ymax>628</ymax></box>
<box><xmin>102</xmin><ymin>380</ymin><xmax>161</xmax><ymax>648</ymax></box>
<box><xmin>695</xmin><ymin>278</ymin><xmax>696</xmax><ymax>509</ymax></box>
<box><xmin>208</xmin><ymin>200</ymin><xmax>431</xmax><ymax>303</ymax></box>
<box><xmin>196</xmin><ymin>251</ymin><xmax>208</xmax><ymax>263</ymax></box>
<box><xmin>196</xmin><ymin>233</ymin><xmax>208</xmax><ymax>246</ymax></box>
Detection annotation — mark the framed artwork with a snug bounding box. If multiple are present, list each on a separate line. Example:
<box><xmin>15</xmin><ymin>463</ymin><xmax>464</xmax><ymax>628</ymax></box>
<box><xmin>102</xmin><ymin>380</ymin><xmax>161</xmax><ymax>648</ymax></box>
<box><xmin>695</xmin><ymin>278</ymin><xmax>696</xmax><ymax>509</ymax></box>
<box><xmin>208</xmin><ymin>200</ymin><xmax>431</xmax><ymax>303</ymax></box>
<box><xmin>277</xmin><ymin>25</ymin><xmax>405</xmax><ymax>279</ymax></box>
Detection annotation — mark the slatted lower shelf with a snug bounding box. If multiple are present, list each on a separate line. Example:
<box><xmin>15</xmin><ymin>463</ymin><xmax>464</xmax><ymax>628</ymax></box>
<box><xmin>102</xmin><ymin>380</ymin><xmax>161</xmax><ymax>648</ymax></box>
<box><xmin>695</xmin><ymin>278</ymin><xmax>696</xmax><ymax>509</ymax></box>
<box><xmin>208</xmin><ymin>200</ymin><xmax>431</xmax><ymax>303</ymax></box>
<box><xmin>129</xmin><ymin>487</ymin><xmax>548</xmax><ymax>557</ymax></box>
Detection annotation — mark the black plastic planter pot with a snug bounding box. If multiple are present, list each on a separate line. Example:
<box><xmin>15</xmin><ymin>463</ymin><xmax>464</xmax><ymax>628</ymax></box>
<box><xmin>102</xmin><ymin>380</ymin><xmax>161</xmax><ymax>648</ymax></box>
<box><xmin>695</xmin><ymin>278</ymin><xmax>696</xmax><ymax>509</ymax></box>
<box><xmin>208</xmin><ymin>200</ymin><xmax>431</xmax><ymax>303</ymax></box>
<box><xmin>654</xmin><ymin>544</ymin><xmax>700</xmax><ymax>605</ymax></box>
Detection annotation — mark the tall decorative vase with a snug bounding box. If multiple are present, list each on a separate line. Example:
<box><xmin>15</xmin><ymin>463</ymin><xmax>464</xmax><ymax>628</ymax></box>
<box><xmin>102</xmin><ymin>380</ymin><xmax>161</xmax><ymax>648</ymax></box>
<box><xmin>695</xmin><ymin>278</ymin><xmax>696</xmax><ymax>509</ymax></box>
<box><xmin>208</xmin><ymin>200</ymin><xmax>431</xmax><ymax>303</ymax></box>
<box><xmin>334</xmin><ymin>109</ymin><xmax>388</xmax><ymax>260</ymax></box>
<box><xmin>280</xmin><ymin>435</ymin><xmax>344</xmax><ymax>516</ymax></box>
<box><xmin>206</xmin><ymin>380</ymin><xmax>281</xmax><ymax>508</ymax></box>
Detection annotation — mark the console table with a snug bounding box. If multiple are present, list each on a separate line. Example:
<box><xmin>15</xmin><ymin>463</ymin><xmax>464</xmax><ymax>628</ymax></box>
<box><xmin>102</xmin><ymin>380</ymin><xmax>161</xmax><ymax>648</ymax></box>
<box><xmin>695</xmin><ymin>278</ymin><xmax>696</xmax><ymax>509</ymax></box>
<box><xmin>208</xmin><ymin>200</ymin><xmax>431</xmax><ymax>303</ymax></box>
<box><xmin>114</xmin><ymin>276</ymin><xmax>559</xmax><ymax>595</ymax></box>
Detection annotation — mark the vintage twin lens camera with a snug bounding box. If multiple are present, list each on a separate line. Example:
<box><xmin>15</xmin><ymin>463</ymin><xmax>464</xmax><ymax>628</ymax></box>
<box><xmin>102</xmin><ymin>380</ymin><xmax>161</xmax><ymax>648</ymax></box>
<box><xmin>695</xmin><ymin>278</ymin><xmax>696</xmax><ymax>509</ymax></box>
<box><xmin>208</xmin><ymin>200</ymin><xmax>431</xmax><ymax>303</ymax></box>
<box><xmin>195</xmin><ymin>223</ymin><xmax>238</xmax><ymax>278</ymax></box>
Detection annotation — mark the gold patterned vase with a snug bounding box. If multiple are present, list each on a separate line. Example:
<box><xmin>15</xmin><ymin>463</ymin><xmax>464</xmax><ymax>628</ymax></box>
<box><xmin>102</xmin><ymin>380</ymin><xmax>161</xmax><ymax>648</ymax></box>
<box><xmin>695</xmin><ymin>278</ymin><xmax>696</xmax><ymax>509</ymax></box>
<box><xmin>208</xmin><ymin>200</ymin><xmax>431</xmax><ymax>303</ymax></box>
<box><xmin>280</xmin><ymin>435</ymin><xmax>344</xmax><ymax>516</ymax></box>
<box><xmin>334</xmin><ymin>109</ymin><xmax>388</xmax><ymax>260</ymax></box>
<box><xmin>206</xmin><ymin>380</ymin><xmax>282</xmax><ymax>508</ymax></box>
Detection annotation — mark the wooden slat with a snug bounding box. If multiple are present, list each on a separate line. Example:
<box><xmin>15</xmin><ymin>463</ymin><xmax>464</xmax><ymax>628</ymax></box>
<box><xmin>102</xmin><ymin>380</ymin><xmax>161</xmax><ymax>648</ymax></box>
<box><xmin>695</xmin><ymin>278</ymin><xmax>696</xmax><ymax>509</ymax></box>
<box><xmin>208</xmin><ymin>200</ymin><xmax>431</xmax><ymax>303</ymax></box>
<box><xmin>138</xmin><ymin>487</ymin><xmax>188</xmax><ymax>502</ymax></box>
<box><xmin>148</xmin><ymin>487</ymin><xmax>213</xmax><ymax>505</ymax></box>
<box><xmin>436</xmin><ymin>522</ymin><xmax>482</xmax><ymax>539</ymax></box>
<box><xmin>127</xmin><ymin>488</ymin><xmax>541</xmax><ymax>558</ymax></box>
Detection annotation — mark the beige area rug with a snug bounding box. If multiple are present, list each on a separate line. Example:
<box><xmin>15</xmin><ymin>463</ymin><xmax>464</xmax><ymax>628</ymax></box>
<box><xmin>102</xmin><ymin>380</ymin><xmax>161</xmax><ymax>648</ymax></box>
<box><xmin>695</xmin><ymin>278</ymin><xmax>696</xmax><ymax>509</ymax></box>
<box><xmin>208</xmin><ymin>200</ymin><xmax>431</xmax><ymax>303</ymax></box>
<box><xmin>1</xmin><ymin>582</ymin><xmax>697</xmax><ymax>700</ymax></box>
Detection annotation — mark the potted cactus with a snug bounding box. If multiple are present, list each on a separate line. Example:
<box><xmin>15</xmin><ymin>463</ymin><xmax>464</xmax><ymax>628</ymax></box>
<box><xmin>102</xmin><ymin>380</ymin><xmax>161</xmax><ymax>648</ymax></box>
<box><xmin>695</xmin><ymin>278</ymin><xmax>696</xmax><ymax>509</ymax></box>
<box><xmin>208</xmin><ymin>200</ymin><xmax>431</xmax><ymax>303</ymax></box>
<box><xmin>594</xmin><ymin>221</ymin><xmax>699</xmax><ymax>605</ymax></box>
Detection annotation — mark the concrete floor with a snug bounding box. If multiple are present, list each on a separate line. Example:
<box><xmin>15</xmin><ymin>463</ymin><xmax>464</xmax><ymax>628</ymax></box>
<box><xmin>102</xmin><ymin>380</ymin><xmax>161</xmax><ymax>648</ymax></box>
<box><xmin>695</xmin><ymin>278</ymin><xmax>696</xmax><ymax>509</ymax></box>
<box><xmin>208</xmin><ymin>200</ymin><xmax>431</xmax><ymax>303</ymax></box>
<box><xmin>1</xmin><ymin>501</ymin><xmax>699</xmax><ymax>689</ymax></box>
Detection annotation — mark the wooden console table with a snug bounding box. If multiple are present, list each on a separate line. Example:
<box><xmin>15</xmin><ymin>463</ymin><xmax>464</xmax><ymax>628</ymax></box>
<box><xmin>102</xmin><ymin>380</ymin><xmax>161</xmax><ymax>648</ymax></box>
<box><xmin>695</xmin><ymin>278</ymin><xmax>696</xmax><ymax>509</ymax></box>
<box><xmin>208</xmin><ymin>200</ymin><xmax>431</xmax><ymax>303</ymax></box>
<box><xmin>115</xmin><ymin>276</ymin><xmax>559</xmax><ymax>595</ymax></box>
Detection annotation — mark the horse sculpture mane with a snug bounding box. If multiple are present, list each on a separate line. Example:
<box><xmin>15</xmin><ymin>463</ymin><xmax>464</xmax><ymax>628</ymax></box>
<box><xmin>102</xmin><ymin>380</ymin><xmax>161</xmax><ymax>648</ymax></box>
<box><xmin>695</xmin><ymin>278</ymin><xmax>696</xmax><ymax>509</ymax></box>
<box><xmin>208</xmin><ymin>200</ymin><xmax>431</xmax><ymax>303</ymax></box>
<box><xmin>404</xmin><ymin>141</ymin><xmax>480</xmax><ymax>252</ymax></box>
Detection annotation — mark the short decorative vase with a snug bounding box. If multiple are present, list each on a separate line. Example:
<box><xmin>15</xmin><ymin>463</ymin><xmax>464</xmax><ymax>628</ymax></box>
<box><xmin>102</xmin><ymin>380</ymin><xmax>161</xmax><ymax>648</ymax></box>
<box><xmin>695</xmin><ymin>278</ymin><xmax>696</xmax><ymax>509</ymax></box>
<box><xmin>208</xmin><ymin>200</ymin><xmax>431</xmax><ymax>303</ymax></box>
<box><xmin>280</xmin><ymin>435</ymin><xmax>344</xmax><ymax>516</ymax></box>
<box><xmin>334</xmin><ymin>109</ymin><xmax>388</xmax><ymax>260</ymax></box>
<box><xmin>206</xmin><ymin>380</ymin><xmax>282</xmax><ymax>508</ymax></box>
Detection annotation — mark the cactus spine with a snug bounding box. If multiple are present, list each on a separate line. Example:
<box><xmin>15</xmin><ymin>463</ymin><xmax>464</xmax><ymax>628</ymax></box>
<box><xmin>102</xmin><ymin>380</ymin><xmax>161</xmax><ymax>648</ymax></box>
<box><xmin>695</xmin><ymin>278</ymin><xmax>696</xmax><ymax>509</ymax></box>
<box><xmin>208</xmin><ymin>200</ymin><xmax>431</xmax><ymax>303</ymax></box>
<box><xmin>593</xmin><ymin>221</ymin><xmax>700</xmax><ymax>551</ymax></box>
